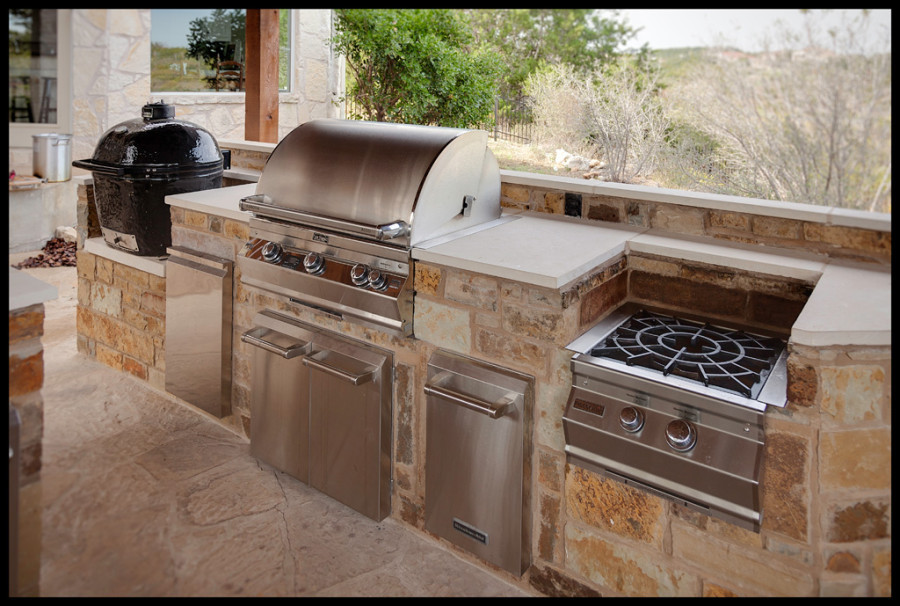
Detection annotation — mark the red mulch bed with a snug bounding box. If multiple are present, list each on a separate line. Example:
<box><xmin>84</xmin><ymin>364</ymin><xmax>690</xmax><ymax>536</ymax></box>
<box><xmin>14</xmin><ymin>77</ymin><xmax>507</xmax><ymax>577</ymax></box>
<box><xmin>12</xmin><ymin>238</ymin><xmax>77</xmax><ymax>268</ymax></box>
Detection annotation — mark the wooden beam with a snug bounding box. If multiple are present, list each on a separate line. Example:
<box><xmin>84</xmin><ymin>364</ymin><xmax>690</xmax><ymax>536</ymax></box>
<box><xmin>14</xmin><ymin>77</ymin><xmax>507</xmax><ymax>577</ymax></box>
<box><xmin>244</xmin><ymin>9</ymin><xmax>280</xmax><ymax>143</ymax></box>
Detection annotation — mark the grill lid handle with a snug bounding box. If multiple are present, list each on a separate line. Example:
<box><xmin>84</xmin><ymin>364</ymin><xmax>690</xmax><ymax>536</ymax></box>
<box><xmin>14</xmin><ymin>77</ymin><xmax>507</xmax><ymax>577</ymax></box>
<box><xmin>239</xmin><ymin>194</ymin><xmax>409</xmax><ymax>241</ymax></box>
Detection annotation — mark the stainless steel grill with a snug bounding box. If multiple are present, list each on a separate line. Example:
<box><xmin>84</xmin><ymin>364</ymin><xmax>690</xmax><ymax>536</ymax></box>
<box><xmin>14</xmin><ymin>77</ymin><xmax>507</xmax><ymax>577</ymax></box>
<box><xmin>237</xmin><ymin>119</ymin><xmax>504</xmax><ymax>336</ymax></box>
<box><xmin>563</xmin><ymin>303</ymin><xmax>788</xmax><ymax>531</ymax></box>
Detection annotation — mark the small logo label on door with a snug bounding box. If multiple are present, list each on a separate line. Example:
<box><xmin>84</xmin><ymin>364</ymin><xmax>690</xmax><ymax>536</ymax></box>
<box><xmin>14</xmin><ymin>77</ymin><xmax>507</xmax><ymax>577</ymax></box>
<box><xmin>312</xmin><ymin>233</ymin><xmax>329</xmax><ymax>243</ymax></box>
<box><xmin>453</xmin><ymin>518</ymin><xmax>488</xmax><ymax>545</ymax></box>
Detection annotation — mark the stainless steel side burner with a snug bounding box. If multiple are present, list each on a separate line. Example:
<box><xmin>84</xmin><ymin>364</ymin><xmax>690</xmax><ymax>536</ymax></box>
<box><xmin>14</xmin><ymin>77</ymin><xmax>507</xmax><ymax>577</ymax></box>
<box><xmin>563</xmin><ymin>304</ymin><xmax>788</xmax><ymax>531</ymax></box>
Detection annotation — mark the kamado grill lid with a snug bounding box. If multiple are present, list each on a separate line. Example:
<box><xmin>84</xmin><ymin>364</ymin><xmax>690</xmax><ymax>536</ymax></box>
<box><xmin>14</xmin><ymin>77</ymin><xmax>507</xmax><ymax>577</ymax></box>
<box><xmin>73</xmin><ymin>102</ymin><xmax>223</xmax><ymax>179</ymax></box>
<box><xmin>246</xmin><ymin>119</ymin><xmax>501</xmax><ymax>247</ymax></box>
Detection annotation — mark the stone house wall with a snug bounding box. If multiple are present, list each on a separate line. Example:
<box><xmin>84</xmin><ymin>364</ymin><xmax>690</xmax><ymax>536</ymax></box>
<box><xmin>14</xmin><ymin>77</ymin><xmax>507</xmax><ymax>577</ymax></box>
<box><xmin>9</xmin><ymin>9</ymin><xmax>341</xmax><ymax>177</ymax></box>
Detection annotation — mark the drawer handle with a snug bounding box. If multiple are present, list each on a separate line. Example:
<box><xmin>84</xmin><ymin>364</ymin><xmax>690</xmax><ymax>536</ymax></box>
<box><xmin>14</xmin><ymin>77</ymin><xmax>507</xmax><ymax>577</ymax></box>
<box><xmin>241</xmin><ymin>331</ymin><xmax>309</xmax><ymax>359</ymax></box>
<box><xmin>424</xmin><ymin>381</ymin><xmax>516</xmax><ymax>419</ymax></box>
<box><xmin>303</xmin><ymin>354</ymin><xmax>375</xmax><ymax>386</ymax></box>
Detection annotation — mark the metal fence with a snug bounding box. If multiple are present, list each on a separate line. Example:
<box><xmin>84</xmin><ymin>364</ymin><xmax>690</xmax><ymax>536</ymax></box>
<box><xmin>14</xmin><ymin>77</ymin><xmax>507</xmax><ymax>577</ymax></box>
<box><xmin>483</xmin><ymin>94</ymin><xmax>532</xmax><ymax>144</ymax></box>
<box><xmin>344</xmin><ymin>94</ymin><xmax>533</xmax><ymax>144</ymax></box>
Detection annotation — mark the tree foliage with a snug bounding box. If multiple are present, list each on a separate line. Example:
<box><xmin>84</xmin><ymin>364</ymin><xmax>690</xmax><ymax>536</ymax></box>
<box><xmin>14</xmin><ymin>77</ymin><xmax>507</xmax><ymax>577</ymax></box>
<box><xmin>185</xmin><ymin>9</ymin><xmax>245</xmax><ymax>68</ymax></box>
<box><xmin>527</xmin><ymin>61</ymin><xmax>668</xmax><ymax>184</ymax></box>
<box><xmin>332</xmin><ymin>9</ymin><xmax>501</xmax><ymax>128</ymax></box>
<box><xmin>465</xmin><ymin>9</ymin><xmax>639</xmax><ymax>96</ymax></box>
<box><xmin>663</xmin><ymin>11</ymin><xmax>891</xmax><ymax>211</ymax></box>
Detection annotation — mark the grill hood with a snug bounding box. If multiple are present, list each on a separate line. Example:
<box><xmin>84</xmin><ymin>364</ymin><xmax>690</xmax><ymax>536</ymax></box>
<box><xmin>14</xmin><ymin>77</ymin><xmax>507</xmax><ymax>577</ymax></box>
<box><xmin>240</xmin><ymin>119</ymin><xmax>501</xmax><ymax>248</ymax></box>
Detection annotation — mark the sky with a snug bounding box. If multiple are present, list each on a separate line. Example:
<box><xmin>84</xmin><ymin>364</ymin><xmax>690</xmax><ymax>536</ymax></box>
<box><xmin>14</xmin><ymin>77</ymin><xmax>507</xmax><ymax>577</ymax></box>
<box><xmin>617</xmin><ymin>9</ymin><xmax>892</xmax><ymax>53</ymax></box>
<box><xmin>151</xmin><ymin>9</ymin><xmax>892</xmax><ymax>54</ymax></box>
<box><xmin>152</xmin><ymin>9</ymin><xmax>220</xmax><ymax>48</ymax></box>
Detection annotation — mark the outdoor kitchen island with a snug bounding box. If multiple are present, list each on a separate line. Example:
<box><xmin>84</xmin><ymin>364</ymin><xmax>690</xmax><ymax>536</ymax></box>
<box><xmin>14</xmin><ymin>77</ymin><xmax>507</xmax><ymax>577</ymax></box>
<box><xmin>73</xmin><ymin>177</ymin><xmax>890</xmax><ymax>598</ymax></box>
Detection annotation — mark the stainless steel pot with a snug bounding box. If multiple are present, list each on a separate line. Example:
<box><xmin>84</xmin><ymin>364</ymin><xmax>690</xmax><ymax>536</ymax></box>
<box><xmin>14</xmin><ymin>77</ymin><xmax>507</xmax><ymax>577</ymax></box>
<box><xmin>32</xmin><ymin>133</ymin><xmax>72</xmax><ymax>182</ymax></box>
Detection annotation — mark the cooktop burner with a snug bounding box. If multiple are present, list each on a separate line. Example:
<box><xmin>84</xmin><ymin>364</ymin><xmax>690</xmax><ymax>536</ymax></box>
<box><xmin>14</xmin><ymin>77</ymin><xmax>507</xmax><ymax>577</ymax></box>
<box><xmin>589</xmin><ymin>309</ymin><xmax>785</xmax><ymax>399</ymax></box>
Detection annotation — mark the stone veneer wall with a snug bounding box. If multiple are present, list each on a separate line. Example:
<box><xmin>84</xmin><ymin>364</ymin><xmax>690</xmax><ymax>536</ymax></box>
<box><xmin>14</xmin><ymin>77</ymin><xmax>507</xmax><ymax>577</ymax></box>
<box><xmin>501</xmin><ymin>182</ymin><xmax>891</xmax><ymax>266</ymax></box>
<box><xmin>75</xmin><ymin>176</ymin><xmax>102</xmax><ymax>249</ymax></box>
<box><xmin>75</xmin><ymin>251</ymin><xmax>167</xmax><ymax>389</ymax></box>
<box><xmin>73</xmin><ymin>174</ymin><xmax>891</xmax><ymax>597</ymax></box>
<box><xmin>494</xmin><ymin>179</ymin><xmax>891</xmax><ymax>597</ymax></box>
<box><xmin>9</xmin><ymin>303</ymin><xmax>47</xmax><ymax>596</ymax></box>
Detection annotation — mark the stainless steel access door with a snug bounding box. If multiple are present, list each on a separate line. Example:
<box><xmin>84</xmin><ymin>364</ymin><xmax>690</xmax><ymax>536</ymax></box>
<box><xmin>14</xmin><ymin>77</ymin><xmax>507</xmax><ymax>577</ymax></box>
<box><xmin>424</xmin><ymin>350</ymin><xmax>533</xmax><ymax>576</ymax></box>
<box><xmin>165</xmin><ymin>246</ymin><xmax>233</xmax><ymax>417</ymax></box>
<box><xmin>307</xmin><ymin>337</ymin><xmax>392</xmax><ymax>522</ymax></box>
<box><xmin>242</xmin><ymin>326</ymin><xmax>312</xmax><ymax>483</ymax></box>
<box><xmin>243</xmin><ymin>310</ymin><xmax>393</xmax><ymax>522</ymax></box>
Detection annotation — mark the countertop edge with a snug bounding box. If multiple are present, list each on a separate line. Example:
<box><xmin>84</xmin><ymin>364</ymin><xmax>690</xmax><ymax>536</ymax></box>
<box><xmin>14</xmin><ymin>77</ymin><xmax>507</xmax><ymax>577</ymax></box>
<box><xmin>156</xmin><ymin>185</ymin><xmax>892</xmax><ymax>347</ymax></box>
<box><xmin>9</xmin><ymin>266</ymin><xmax>58</xmax><ymax>311</ymax></box>
<box><xmin>165</xmin><ymin>183</ymin><xmax>255</xmax><ymax>223</ymax></box>
<box><xmin>84</xmin><ymin>238</ymin><xmax>167</xmax><ymax>278</ymax></box>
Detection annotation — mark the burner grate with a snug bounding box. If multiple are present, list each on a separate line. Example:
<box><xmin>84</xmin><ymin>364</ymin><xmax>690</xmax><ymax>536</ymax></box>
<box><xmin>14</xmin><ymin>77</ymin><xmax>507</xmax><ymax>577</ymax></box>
<box><xmin>590</xmin><ymin>310</ymin><xmax>784</xmax><ymax>399</ymax></box>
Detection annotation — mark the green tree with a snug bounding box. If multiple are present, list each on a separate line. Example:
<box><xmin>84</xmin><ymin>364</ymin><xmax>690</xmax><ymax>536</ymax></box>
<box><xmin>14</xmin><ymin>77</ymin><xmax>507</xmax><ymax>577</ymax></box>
<box><xmin>465</xmin><ymin>9</ymin><xmax>639</xmax><ymax>97</ymax></box>
<box><xmin>332</xmin><ymin>9</ymin><xmax>501</xmax><ymax>128</ymax></box>
<box><xmin>186</xmin><ymin>9</ymin><xmax>245</xmax><ymax>68</ymax></box>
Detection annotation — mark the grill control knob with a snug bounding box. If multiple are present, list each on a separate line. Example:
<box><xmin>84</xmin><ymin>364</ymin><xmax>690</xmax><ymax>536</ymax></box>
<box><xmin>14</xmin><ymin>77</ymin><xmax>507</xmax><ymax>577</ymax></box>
<box><xmin>303</xmin><ymin>252</ymin><xmax>325</xmax><ymax>275</ymax></box>
<box><xmin>666</xmin><ymin>419</ymin><xmax>697</xmax><ymax>452</ymax></box>
<box><xmin>261</xmin><ymin>241</ymin><xmax>283</xmax><ymax>264</ymax></box>
<box><xmin>367</xmin><ymin>269</ymin><xmax>388</xmax><ymax>291</ymax></box>
<box><xmin>350</xmin><ymin>264</ymin><xmax>370</xmax><ymax>286</ymax></box>
<box><xmin>619</xmin><ymin>406</ymin><xmax>644</xmax><ymax>433</ymax></box>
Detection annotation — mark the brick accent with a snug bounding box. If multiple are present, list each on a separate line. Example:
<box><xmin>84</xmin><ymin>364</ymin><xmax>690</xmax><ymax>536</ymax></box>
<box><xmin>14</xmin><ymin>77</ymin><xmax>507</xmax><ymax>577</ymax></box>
<box><xmin>761</xmin><ymin>430</ymin><xmax>810</xmax><ymax>541</ymax></box>
<box><xmin>566</xmin><ymin>466</ymin><xmax>666</xmax><ymax>548</ymax></box>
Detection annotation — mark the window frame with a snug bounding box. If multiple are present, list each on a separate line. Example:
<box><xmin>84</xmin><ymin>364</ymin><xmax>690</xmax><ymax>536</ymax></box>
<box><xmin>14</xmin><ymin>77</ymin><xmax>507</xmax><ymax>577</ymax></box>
<box><xmin>8</xmin><ymin>9</ymin><xmax>72</xmax><ymax>148</ymax></box>
<box><xmin>149</xmin><ymin>9</ymin><xmax>293</xmax><ymax>95</ymax></box>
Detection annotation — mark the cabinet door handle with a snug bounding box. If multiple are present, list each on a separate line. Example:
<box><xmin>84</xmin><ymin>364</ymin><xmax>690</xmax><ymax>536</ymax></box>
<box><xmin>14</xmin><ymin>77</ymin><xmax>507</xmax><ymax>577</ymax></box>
<box><xmin>424</xmin><ymin>380</ymin><xmax>517</xmax><ymax>419</ymax></box>
<box><xmin>241</xmin><ymin>331</ymin><xmax>309</xmax><ymax>359</ymax></box>
<box><xmin>303</xmin><ymin>353</ymin><xmax>375</xmax><ymax>386</ymax></box>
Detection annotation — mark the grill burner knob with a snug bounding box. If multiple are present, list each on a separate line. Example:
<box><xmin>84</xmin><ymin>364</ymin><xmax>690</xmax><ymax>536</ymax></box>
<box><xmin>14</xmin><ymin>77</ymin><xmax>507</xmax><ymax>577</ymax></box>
<box><xmin>666</xmin><ymin>419</ymin><xmax>697</xmax><ymax>452</ymax></box>
<box><xmin>350</xmin><ymin>264</ymin><xmax>370</xmax><ymax>286</ymax></box>
<box><xmin>303</xmin><ymin>252</ymin><xmax>325</xmax><ymax>275</ymax></box>
<box><xmin>368</xmin><ymin>269</ymin><xmax>388</xmax><ymax>291</ymax></box>
<box><xmin>619</xmin><ymin>406</ymin><xmax>645</xmax><ymax>433</ymax></box>
<box><xmin>261</xmin><ymin>242</ymin><xmax>283</xmax><ymax>264</ymax></box>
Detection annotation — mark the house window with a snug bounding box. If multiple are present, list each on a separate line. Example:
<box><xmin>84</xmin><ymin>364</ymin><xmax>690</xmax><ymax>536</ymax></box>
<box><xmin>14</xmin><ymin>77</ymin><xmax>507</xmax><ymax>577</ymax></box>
<box><xmin>151</xmin><ymin>9</ymin><xmax>291</xmax><ymax>93</ymax></box>
<box><xmin>8</xmin><ymin>8</ymin><xmax>71</xmax><ymax>148</ymax></box>
<box><xmin>9</xmin><ymin>9</ymin><xmax>59</xmax><ymax>124</ymax></box>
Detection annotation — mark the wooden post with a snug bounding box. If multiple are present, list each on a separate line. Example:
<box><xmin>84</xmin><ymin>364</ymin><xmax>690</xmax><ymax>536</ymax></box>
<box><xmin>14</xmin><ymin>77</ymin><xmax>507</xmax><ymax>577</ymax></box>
<box><xmin>244</xmin><ymin>9</ymin><xmax>280</xmax><ymax>143</ymax></box>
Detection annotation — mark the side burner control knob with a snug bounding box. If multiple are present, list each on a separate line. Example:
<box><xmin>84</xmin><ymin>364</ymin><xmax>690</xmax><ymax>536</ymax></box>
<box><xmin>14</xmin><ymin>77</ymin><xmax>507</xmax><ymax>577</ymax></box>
<box><xmin>261</xmin><ymin>241</ymin><xmax>283</xmax><ymax>264</ymax></box>
<box><xmin>619</xmin><ymin>406</ymin><xmax>644</xmax><ymax>433</ymax></box>
<box><xmin>666</xmin><ymin>419</ymin><xmax>697</xmax><ymax>452</ymax></box>
<box><xmin>350</xmin><ymin>264</ymin><xmax>370</xmax><ymax>286</ymax></box>
<box><xmin>368</xmin><ymin>269</ymin><xmax>388</xmax><ymax>291</ymax></box>
<box><xmin>303</xmin><ymin>252</ymin><xmax>325</xmax><ymax>275</ymax></box>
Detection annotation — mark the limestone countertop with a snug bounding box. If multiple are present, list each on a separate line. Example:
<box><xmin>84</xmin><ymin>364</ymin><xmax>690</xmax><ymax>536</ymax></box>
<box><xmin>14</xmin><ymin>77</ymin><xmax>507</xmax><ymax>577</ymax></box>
<box><xmin>166</xmin><ymin>183</ymin><xmax>257</xmax><ymax>223</ymax></box>
<box><xmin>9</xmin><ymin>266</ymin><xmax>58</xmax><ymax>311</ymax></box>
<box><xmin>164</xmin><ymin>186</ymin><xmax>891</xmax><ymax>348</ymax></box>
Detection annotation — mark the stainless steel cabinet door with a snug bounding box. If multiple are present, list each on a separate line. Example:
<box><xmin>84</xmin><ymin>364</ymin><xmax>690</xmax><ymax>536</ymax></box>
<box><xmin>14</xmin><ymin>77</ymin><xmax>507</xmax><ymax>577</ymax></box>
<box><xmin>307</xmin><ymin>346</ymin><xmax>391</xmax><ymax>522</ymax></box>
<box><xmin>165</xmin><ymin>247</ymin><xmax>232</xmax><ymax>418</ymax></box>
<box><xmin>243</xmin><ymin>327</ymin><xmax>311</xmax><ymax>483</ymax></box>
<box><xmin>424</xmin><ymin>350</ymin><xmax>533</xmax><ymax>576</ymax></box>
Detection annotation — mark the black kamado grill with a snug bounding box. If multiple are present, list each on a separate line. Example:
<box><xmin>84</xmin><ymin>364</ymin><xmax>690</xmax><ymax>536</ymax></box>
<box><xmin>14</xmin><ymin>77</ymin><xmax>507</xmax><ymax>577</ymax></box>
<box><xmin>73</xmin><ymin>102</ymin><xmax>224</xmax><ymax>256</ymax></box>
